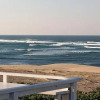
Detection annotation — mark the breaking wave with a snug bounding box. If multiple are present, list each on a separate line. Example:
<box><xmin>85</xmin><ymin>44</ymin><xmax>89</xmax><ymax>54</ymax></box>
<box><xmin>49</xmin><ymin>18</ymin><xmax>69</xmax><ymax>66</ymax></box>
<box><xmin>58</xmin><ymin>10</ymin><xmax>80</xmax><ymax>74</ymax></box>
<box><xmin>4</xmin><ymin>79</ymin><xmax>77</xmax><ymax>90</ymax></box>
<box><xmin>24</xmin><ymin>50</ymin><xmax>67</xmax><ymax>56</ymax></box>
<box><xmin>73</xmin><ymin>41</ymin><xmax>100</xmax><ymax>46</ymax></box>
<box><xmin>0</xmin><ymin>35</ymin><xmax>100</xmax><ymax>66</ymax></box>
<box><xmin>15</xmin><ymin>49</ymin><xmax>26</xmax><ymax>51</ymax></box>
<box><xmin>23</xmin><ymin>49</ymin><xmax>100</xmax><ymax>56</ymax></box>
<box><xmin>15</xmin><ymin>48</ymin><xmax>40</xmax><ymax>51</ymax></box>
<box><xmin>84</xmin><ymin>46</ymin><xmax>100</xmax><ymax>49</ymax></box>
<box><xmin>0</xmin><ymin>39</ymin><xmax>54</xmax><ymax>44</ymax></box>
<box><xmin>1</xmin><ymin>39</ymin><xmax>100</xmax><ymax>47</ymax></box>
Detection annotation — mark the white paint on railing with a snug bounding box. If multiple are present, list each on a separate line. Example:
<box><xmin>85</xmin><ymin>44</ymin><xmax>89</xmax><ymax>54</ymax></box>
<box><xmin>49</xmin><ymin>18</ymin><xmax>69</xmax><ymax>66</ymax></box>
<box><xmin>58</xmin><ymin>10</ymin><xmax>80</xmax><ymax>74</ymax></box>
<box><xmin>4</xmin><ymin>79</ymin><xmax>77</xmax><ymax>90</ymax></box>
<box><xmin>0</xmin><ymin>72</ymin><xmax>67</xmax><ymax>79</ymax></box>
<box><xmin>3</xmin><ymin>75</ymin><xmax>7</xmax><ymax>85</ymax></box>
<box><xmin>0</xmin><ymin>72</ymin><xmax>67</xmax><ymax>84</ymax></box>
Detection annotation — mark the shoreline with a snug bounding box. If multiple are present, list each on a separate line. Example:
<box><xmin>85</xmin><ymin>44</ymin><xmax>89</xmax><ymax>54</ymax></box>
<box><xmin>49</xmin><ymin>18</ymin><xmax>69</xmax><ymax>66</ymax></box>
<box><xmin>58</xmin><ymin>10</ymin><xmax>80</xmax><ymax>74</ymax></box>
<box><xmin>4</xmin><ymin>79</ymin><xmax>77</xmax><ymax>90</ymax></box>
<box><xmin>0</xmin><ymin>63</ymin><xmax>100</xmax><ymax>92</ymax></box>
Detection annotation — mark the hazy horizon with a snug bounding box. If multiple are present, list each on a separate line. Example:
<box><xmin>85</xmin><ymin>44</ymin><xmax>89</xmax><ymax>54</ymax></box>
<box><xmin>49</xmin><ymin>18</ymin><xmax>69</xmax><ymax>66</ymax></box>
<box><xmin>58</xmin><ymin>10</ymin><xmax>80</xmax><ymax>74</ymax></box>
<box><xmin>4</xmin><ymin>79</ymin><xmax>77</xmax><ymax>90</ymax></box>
<box><xmin>0</xmin><ymin>0</ymin><xmax>100</xmax><ymax>35</ymax></box>
<box><xmin>0</xmin><ymin>34</ymin><xmax>100</xmax><ymax>36</ymax></box>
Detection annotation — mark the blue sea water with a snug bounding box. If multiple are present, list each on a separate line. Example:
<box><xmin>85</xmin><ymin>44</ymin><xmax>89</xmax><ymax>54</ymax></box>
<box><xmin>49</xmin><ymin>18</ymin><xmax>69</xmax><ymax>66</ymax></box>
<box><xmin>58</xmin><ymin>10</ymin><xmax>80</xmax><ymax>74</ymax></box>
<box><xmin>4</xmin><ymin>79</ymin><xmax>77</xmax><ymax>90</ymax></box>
<box><xmin>0</xmin><ymin>35</ymin><xmax>100</xmax><ymax>67</ymax></box>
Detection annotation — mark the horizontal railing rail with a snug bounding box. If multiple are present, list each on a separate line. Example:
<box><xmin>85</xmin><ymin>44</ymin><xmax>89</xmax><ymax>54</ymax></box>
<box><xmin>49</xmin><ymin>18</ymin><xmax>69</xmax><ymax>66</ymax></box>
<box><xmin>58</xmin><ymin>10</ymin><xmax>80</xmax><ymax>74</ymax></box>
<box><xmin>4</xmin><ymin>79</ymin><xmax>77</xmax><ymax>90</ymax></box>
<box><xmin>0</xmin><ymin>72</ymin><xmax>68</xmax><ymax>85</ymax></box>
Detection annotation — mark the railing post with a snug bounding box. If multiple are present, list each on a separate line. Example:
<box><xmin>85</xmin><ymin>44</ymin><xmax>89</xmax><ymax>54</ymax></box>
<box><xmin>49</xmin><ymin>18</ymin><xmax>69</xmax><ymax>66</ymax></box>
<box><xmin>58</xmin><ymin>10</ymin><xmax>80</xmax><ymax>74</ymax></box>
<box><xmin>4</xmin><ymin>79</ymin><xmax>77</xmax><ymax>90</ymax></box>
<box><xmin>56</xmin><ymin>94</ymin><xmax>62</xmax><ymax>100</ymax></box>
<box><xmin>10</xmin><ymin>92</ymin><xmax>19</xmax><ymax>100</ymax></box>
<box><xmin>3</xmin><ymin>74</ymin><xmax>7</xmax><ymax>85</ymax></box>
<box><xmin>69</xmin><ymin>82</ymin><xmax>77</xmax><ymax>100</ymax></box>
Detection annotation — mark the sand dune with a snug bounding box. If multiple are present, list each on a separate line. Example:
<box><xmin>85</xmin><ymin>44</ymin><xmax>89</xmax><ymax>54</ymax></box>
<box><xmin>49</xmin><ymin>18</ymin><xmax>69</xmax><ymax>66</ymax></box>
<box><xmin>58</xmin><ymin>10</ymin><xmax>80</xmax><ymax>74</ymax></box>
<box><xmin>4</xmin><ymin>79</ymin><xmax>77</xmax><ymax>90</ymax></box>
<box><xmin>0</xmin><ymin>63</ymin><xmax>100</xmax><ymax>92</ymax></box>
<box><xmin>0</xmin><ymin>63</ymin><xmax>100</xmax><ymax>73</ymax></box>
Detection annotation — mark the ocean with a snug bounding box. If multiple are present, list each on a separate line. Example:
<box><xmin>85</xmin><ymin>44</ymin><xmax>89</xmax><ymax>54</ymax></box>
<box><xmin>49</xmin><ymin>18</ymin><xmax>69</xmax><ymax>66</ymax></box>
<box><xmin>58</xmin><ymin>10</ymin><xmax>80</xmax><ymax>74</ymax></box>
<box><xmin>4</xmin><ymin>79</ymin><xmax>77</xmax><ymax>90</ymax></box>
<box><xmin>0</xmin><ymin>35</ymin><xmax>100</xmax><ymax>67</ymax></box>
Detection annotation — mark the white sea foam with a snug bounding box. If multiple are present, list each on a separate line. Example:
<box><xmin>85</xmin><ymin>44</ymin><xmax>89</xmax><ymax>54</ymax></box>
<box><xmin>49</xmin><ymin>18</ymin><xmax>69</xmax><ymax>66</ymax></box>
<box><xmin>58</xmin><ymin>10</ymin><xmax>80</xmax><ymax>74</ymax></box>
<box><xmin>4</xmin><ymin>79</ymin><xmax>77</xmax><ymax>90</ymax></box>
<box><xmin>0</xmin><ymin>39</ymin><xmax>25</xmax><ymax>43</ymax></box>
<box><xmin>51</xmin><ymin>42</ymin><xmax>68</xmax><ymax>46</ymax></box>
<box><xmin>0</xmin><ymin>39</ymin><xmax>54</xmax><ymax>44</ymax></box>
<box><xmin>15</xmin><ymin>48</ymin><xmax>41</xmax><ymax>51</ymax></box>
<box><xmin>87</xmin><ymin>41</ymin><xmax>100</xmax><ymax>44</ymax></box>
<box><xmin>69</xmin><ymin>50</ymin><xmax>92</xmax><ymax>53</ymax></box>
<box><xmin>73</xmin><ymin>41</ymin><xmax>100</xmax><ymax>46</ymax></box>
<box><xmin>29</xmin><ymin>43</ymin><xmax>51</xmax><ymax>47</ymax></box>
<box><xmin>26</xmin><ymin>40</ymin><xmax>54</xmax><ymax>44</ymax></box>
<box><xmin>70</xmin><ymin>50</ymin><xmax>100</xmax><ymax>53</ymax></box>
<box><xmin>1</xmin><ymin>39</ymin><xmax>100</xmax><ymax>48</ymax></box>
<box><xmin>24</xmin><ymin>50</ymin><xmax>68</xmax><ymax>56</ymax></box>
<box><xmin>23</xmin><ymin>49</ymin><xmax>100</xmax><ymax>56</ymax></box>
<box><xmin>48</xmin><ymin>47</ymin><xmax>75</xmax><ymax>50</ymax></box>
<box><xmin>29</xmin><ymin>44</ymin><xmax>36</xmax><ymax>46</ymax></box>
<box><xmin>15</xmin><ymin>49</ymin><xmax>26</xmax><ymax>51</ymax></box>
<box><xmin>0</xmin><ymin>49</ymin><xmax>10</xmax><ymax>53</ymax></box>
<box><xmin>26</xmin><ymin>47</ymin><xmax>75</xmax><ymax>52</ymax></box>
<box><xmin>50</xmin><ymin>42</ymin><xmax>74</xmax><ymax>46</ymax></box>
<box><xmin>84</xmin><ymin>46</ymin><xmax>100</xmax><ymax>49</ymax></box>
<box><xmin>51</xmin><ymin>41</ymin><xmax>100</xmax><ymax>47</ymax></box>
<box><xmin>27</xmin><ymin>49</ymin><xmax>38</xmax><ymax>51</ymax></box>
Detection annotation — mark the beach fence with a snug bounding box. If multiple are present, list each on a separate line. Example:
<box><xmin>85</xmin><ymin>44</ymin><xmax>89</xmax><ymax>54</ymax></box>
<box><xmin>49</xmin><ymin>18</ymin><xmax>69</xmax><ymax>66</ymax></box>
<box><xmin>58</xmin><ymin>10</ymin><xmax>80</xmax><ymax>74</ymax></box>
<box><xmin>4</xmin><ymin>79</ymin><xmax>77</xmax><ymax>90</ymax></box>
<box><xmin>0</xmin><ymin>72</ymin><xmax>82</xmax><ymax>100</ymax></box>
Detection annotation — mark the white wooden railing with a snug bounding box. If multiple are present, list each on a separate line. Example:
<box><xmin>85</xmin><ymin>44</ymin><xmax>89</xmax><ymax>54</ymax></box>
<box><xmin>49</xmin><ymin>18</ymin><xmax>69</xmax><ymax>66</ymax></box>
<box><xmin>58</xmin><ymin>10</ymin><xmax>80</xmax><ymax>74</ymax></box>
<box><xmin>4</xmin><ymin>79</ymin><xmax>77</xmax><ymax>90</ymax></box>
<box><xmin>0</xmin><ymin>72</ymin><xmax>82</xmax><ymax>100</ymax></box>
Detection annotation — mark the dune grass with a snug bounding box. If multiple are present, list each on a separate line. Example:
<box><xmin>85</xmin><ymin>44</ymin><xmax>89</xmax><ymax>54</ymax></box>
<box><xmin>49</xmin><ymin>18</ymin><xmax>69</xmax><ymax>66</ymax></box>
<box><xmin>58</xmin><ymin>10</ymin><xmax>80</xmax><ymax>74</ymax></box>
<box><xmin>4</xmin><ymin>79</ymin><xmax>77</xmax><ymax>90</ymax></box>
<box><xmin>19</xmin><ymin>87</ymin><xmax>100</xmax><ymax>100</ymax></box>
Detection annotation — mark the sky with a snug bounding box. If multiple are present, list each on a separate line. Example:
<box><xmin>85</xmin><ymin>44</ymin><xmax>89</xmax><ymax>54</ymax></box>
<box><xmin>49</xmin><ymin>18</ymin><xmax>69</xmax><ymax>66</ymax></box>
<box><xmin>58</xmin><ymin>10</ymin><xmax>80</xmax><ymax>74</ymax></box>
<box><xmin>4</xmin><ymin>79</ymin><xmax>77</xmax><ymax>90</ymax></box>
<box><xmin>0</xmin><ymin>0</ymin><xmax>100</xmax><ymax>35</ymax></box>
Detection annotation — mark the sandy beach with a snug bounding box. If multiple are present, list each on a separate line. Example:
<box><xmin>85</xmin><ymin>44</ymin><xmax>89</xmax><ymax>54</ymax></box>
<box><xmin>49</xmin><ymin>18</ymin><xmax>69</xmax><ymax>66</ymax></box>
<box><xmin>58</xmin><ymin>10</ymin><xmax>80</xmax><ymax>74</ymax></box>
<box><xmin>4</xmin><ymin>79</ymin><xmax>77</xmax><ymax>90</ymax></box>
<box><xmin>0</xmin><ymin>63</ymin><xmax>100</xmax><ymax>92</ymax></box>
